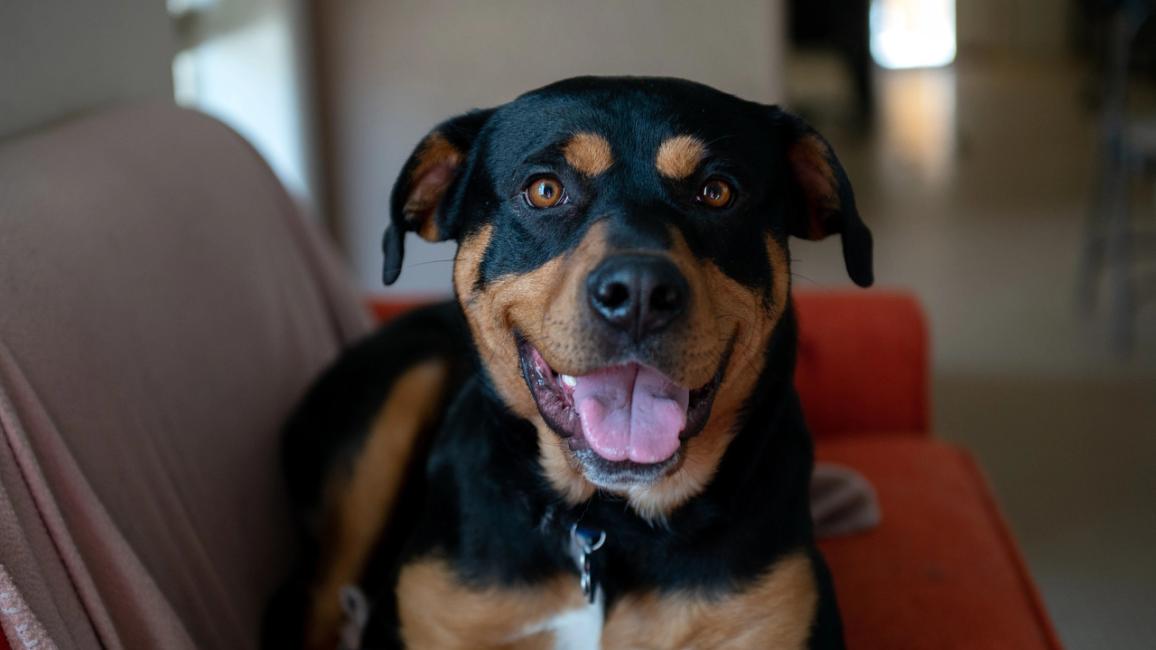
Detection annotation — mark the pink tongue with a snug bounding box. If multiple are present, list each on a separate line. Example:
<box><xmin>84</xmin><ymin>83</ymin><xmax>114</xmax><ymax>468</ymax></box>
<box><xmin>571</xmin><ymin>364</ymin><xmax>690</xmax><ymax>464</ymax></box>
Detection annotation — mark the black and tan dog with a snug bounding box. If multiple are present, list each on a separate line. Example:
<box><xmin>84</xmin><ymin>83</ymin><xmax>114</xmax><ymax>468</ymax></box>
<box><xmin>269</xmin><ymin>76</ymin><xmax>872</xmax><ymax>650</ymax></box>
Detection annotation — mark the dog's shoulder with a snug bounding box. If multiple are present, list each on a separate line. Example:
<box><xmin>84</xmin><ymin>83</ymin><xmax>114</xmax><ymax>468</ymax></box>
<box><xmin>274</xmin><ymin>300</ymin><xmax>475</xmax><ymax>650</ymax></box>
<box><xmin>281</xmin><ymin>300</ymin><xmax>471</xmax><ymax>524</ymax></box>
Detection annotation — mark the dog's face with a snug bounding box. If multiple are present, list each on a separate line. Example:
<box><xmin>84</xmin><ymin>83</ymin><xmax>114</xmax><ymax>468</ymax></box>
<box><xmin>383</xmin><ymin>77</ymin><xmax>871</xmax><ymax>517</ymax></box>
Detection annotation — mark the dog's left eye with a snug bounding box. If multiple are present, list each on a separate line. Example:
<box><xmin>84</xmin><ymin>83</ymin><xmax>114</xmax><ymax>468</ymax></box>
<box><xmin>696</xmin><ymin>178</ymin><xmax>735</xmax><ymax>209</ymax></box>
<box><xmin>524</xmin><ymin>176</ymin><xmax>566</xmax><ymax>208</ymax></box>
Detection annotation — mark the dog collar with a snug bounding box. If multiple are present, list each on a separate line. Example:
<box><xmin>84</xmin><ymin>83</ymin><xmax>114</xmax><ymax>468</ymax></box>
<box><xmin>568</xmin><ymin>523</ymin><xmax>606</xmax><ymax>604</ymax></box>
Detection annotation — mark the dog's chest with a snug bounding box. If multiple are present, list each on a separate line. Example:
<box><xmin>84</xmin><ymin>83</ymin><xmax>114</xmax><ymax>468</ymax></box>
<box><xmin>511</xmin><ymin>593</ymin><xmax>604</xmax><ymax>650</ymax></box>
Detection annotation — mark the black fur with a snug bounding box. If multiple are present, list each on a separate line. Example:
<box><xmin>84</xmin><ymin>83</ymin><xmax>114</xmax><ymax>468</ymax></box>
<box><xmin>272</xmin><ymin>76</ymin><xmax>870</xmax><ymax>649</ymax></box>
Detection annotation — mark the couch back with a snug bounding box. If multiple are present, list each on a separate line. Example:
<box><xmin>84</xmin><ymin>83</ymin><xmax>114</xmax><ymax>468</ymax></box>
<box><xmin>0</xmin><ymin>104</ymin><xmax>370</xmax><ymax>650</ymax></box>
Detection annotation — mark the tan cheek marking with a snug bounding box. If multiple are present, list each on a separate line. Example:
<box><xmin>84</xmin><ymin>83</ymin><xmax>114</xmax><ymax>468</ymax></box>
<box><xmin>787</xmin><ymin>133</ymin><xmax>841</xmax><ymax>240</ymax></box>
<box><xmin>527</xmin><ymin>224</ymin><xmax>613</xmax><ymax>504</ymax></box>
<box><xmin>529</xmin><ymin>221</ymin><xmax>613</xmax><ymax>375</ymax></box>
<box><xmin>305</xmin><ymin>360</ymin><xmax>450</xmax><ymax>650</ymax></box>
<box><xmin>766</xmin><ymin>234</ymin><xmax>791</xmax><ymax>310</ymax></box>
<box><xmin>453</xmin><ymin>223</ymin><xmax>493</xmax><ymax>305</ymax></box>
<box><xmin>538</xmin><ymin>426</ymin><xmax>597</xmax><ymax>505</ymax></box>
<box><xmin>454</xmin><ymin>223</ymin><xmax>534</xmax><ymax>418</ymax></box>
<box><xmin>562</xmin><ymin>132</ymin><xmax>614</xmax><ymax>177</ymax></box>
<box><xmin>457</xmin><ymin>223</ymin><xmax>612</xmax><ymax>506</ymax></box>
<box><xmin>461</xmin><ymin>220</ymin><xmax>614</xmax><ymax>415</ymax></box>
<box><xmin>655</xmin><ymin>134</ymin><xmax>706</xmax><ymax>180</ymax></box>
<box><xmin>397</xmin><ymin>557</ymin><xmax>585</xmax><ymax>649</ymax></box>
<box><xmin>405</xmin><ymin>132</ymin><xmax>464</xmax><ymax>241</ymax></box>
<box><xmin>603</xmin><ymin>551</ymin><xmax>818</xmax><ymax>649</ymax></box>
<box><xmin>468</xmin><ymin>255</ymin><xmax>567</xmax><ymax>420</ymax></box>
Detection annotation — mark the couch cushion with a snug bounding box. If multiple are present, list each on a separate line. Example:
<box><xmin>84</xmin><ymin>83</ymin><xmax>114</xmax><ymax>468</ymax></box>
<box><xmin>817</xmin><ymin>436</ymin><xmax>1062</xmax><ymax>649</ymax></box>
<box><xmin>0</xmin><ymin>104</ymin><xmax>371</xmax><ymax>649</ymax></box>
<box><xmin>795</xmin><ymin>291</ymin><xmax>929</xmax><ymax>438</ymax></box>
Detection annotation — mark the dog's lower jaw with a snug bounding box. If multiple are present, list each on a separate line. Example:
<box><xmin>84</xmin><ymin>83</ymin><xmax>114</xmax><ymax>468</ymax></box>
<box><xmin>570</xmin><ymin>448</ymin><xmax>683</xmax><ymax>492</ymax></box>
<box><xmin>537</xmin><ymin>418</ymin><xmax>598</xmax><ymax>504</ymax></box>
<box><xmin>535</xmin><ymin>413</ymin><xmax>740</xmax><ymax>522</ymax></box>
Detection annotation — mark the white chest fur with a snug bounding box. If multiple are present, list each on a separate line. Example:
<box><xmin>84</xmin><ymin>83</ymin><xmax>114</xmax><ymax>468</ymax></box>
<box><xmin>512</xmin><ymin>590</ymin><xmax>604</xmax><ymax>650</ymax></box>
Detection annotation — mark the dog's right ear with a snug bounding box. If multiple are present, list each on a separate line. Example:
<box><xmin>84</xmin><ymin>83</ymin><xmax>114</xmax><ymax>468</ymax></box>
<box><xmin>382</xmin><ymin>108</ymin><xmax>494</xmax><ymax>285</ymax></box>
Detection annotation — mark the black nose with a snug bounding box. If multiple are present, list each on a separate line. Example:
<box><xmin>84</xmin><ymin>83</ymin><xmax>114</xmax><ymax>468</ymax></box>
<box><xmin>586</xmin><ymin>254</ymin><xmax>689</xmax><ymax>339</ymax></box>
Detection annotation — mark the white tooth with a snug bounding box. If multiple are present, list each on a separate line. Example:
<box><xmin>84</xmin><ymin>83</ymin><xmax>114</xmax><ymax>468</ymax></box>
<box><xmin>560</xmin><ymin>374</ymin><xmax>577</xmax><ymax>388</ymax></box>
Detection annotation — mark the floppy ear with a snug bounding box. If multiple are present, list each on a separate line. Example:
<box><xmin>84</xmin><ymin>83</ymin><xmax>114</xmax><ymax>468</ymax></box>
<box><xmin>382</xmin><ymin>108</ymin><xmax>494</xmax><ymax>285</ymax></box>
<box><xmin>778</xmin><ymin>111</ymin><xmax>874</xmax><ymax>287</ymax></box>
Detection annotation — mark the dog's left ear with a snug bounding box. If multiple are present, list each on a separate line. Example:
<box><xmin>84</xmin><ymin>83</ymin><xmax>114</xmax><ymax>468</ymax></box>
<box><xmin>382</xmin><ymin>108</ymin><xmax>494</xmax><ymax>285</ymax></box>
<box><xmin>776</xmin><ymin>111</ymin><xmax>874</xmax><ymax>287</ymax></box>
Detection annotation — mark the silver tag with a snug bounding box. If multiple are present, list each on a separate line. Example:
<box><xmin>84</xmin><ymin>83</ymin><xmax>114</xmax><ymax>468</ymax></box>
<box><xmin>569</xmin><ymin>524</ymin><xmax>607</xmax><ymax>604</ymax></box>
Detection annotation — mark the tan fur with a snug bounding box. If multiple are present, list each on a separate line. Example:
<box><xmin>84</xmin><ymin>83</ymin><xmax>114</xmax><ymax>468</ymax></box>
<box><xmin>562</xmin><ymin>132</ymin><xmax>614</xmax><ymax>176</ymax></box>
<box><xmin>452</xmin><ymin>223</ymin><xmax>493</xmax><ymax>307</ymax></box>
<box><xmin>305</xmin><ymin>360</ymin><xmax>450</xmax><ymax>650</ymax></box>
<box><xmin>455</xmin><ymin>223</ymin><xmax>558</xmax><ymax>420</ymax></box>
<box><xmin>602</xmin><ymin>551</ymin><xmax>818</xmax><ymax>649</ymax></box>
<box><xmin>655</xmin><ymin>135</ymin><xmax>707</xmax><ymax>179</ymax></box>
<box><xmin>539</xmin><ymin>433</ymin><xmax>598</xmax><ymax>503</ymax></box>
<box><xmin>403</xmin><ymin>132</ymin><xmax>464</xmax><ymax>241</ymax></box>
<box><xmin>457</xmin><ymin>224</ymin><xmax>603</xmax><ymax>503</ymax></box>
<box><xmin>454</xmin><ymin>223</ymin><xmax>597</xmax><ymax>501</ymax></box>
<box><xmin>397</xmin><ymin>557</ymin><xmax>586</xmax><ymax>649</ymax></box>
<box><xmin>786</xmin><ymin>134</ymin><xmax>841</xmax><ymax>240</ymax></box>
<box><xmin>452</xmin><ymin>218</ymin><xmax>792</xmax><ymax>520</ymax></box>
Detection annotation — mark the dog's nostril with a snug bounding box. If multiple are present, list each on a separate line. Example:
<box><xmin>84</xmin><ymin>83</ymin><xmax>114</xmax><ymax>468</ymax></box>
<box><xmin>650</xmin><ymin>285</ymin><xmax>682</xmax><ymax>313</ymax></box>
<box><xmin>597</xmin><ymin>282</ymin><xmax>631</xmax><ymax>310</ymax></box>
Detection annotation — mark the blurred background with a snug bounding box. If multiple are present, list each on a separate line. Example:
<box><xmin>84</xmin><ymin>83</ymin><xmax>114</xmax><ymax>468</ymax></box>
<box><xmin>1</xmin><ymin>0</ymin><xmax>1153</xmax><ymax>647</ymax></box>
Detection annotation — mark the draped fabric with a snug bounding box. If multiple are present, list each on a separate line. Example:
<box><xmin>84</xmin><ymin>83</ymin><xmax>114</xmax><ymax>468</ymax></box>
<box><xmin>0</xmin><ymin>104</ymin><xmax>371</xmax><ymax>650</ymax></box>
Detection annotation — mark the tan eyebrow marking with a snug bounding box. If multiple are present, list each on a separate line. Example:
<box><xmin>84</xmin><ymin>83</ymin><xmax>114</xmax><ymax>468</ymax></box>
<box><xmin>562</xmin><ymin>132</ymin><xmax>614</xmax><ymax>176</ymax></box>
<box><xmin>656</xmin><ymin>135</ymin><xmax>707</xmax><ymax>179</ymax></box>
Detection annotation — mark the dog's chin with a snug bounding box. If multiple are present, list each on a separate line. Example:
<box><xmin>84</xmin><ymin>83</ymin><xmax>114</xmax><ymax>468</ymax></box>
<box><xmin>568</xmin><ymin>448</ymin><xmax>683</xmax><ymax>490</ymax></box>
<box><xmin>516</xmin><ymin>336</ymin><xmax>726</xmax><ymax>489</ymax></box>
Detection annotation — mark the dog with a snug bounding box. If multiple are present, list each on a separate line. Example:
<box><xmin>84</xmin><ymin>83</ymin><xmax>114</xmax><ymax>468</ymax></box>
<box><xmin>268</xmin><ymin>76</ymin><xmax>873</xmax><ymax>650</ymax></box>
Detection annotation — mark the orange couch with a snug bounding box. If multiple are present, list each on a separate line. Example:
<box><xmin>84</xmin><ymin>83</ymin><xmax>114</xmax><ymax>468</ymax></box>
<box><xmin>796</xmin><ymin>292</ymin><xmax>1062</xmax><ymax>649</ymax></box>
<box><xmin>371</xmin><ymin>292</ymin><xmax>1063</xmax><ymax>649</ymax></box>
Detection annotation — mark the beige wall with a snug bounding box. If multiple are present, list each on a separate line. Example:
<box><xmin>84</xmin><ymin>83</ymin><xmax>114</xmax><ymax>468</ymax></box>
<box><xmin>318</xmin><ymin>0</ymin><xmax>785</xmax><ymax>293</ymax></box>
<box><xmin>0</xmin><ymin>1</ymin><xmax>174</xmax><ymax>138</ymax></box>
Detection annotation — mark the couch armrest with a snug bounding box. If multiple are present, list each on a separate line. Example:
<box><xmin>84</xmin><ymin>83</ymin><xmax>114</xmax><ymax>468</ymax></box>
<box><xmin>794</xmin><ymin>291</ymin><xmax>929</xmax><ymax>439</ymax></box>
<box><xmin>367</xmin><ymin>297</ymin><xmax>436</xmax><ymax>323</ymax></box>
<box><xmin>366</xmin><ymin>290</ymin><xmax>931</xmax><ymax>440</ymax></box>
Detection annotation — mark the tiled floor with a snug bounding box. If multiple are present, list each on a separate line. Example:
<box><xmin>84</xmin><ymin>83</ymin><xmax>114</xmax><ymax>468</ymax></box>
<box><xmin>791</xmin><ymin>54</ymin><xmax>1156</xmax><ymax>648</ymax></box>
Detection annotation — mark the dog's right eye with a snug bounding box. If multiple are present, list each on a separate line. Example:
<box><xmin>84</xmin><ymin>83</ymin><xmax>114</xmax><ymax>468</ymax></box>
<box><xmin>696</xmin><ymin>178</ymin><xmax>735</xmax><ymax>209</ymax></box>
<box><xmin>524</xmin><ymin>176</ymin><xmax>566</xmax><ymax>208</ymax></box>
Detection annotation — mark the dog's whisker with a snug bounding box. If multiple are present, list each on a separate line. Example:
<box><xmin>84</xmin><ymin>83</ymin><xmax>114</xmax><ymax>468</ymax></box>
<box><xmin>790</xmin><ymin>271</ymin><xmax>819</xmax><ymax>285</ymax></box>
<box><xmin>395</xmin><ymin>258</ymin><xmax>457</xmax><ymax>270</ymax></box>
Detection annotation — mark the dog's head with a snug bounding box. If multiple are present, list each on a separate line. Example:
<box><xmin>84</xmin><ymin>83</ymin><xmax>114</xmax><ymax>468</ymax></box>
<box><xmin>383</xmin><ymin>77</ymin><xmax>871</xmax><ymax>518</ymax></box>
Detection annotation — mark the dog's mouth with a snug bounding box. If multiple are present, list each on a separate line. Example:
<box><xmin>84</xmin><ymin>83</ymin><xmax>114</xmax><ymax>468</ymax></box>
<box><xmin>517</xmin><ymin>337</ymin><xmax>726</xmax><ymax>483</ymax></box>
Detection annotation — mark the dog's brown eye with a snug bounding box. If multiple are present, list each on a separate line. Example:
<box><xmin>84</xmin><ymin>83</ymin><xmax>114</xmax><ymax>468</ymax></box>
<box><xmin>524</xmin><ymin>176</ymin><xmax>565</xmax><ymax>208</ymax></box>
<box><xmin>697</xmin><ymin>178</ymin><xmax>734</xmax><ymax>208</ymax></box>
